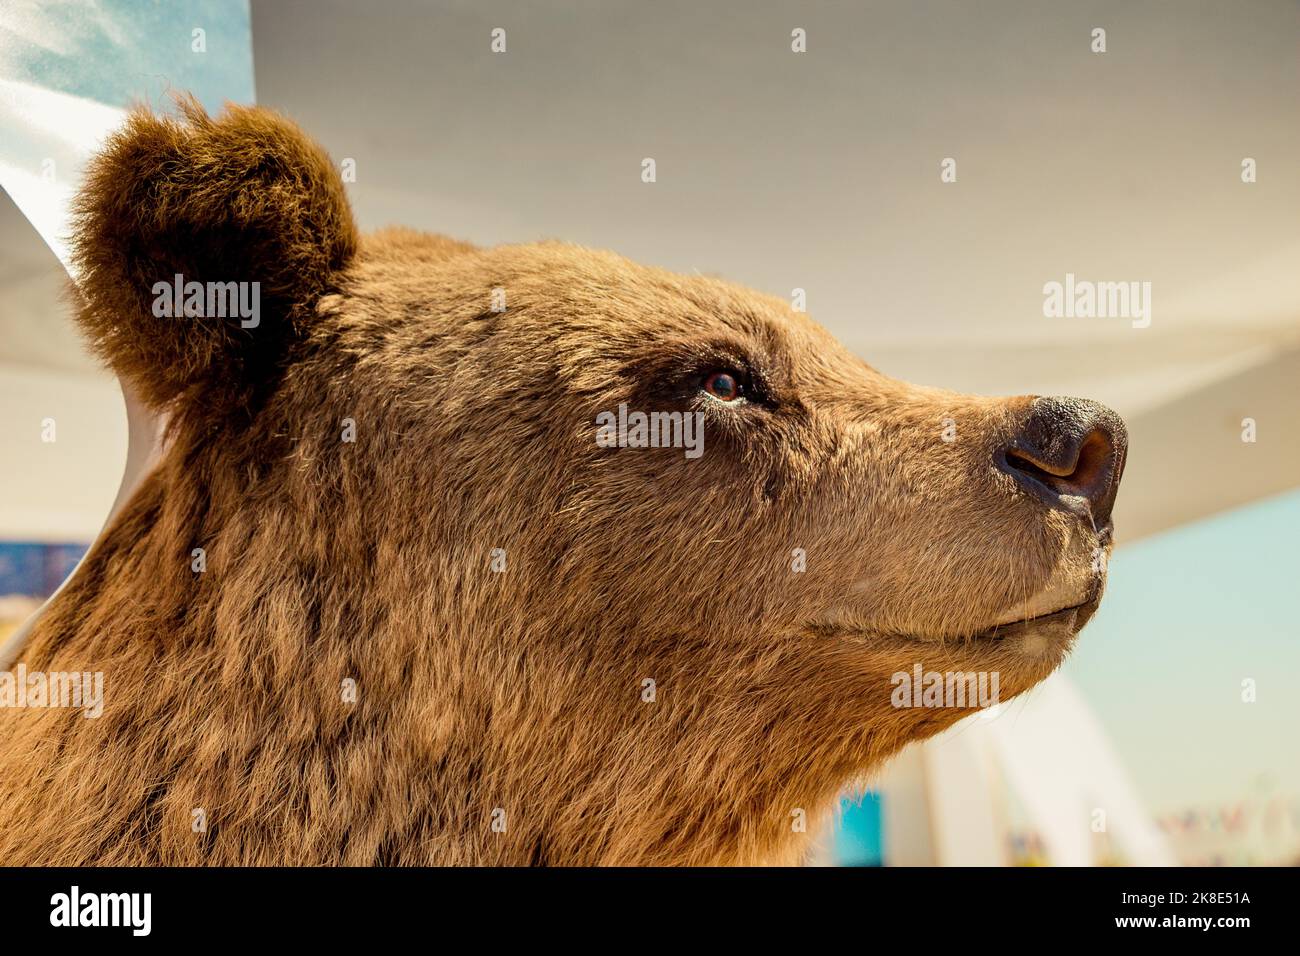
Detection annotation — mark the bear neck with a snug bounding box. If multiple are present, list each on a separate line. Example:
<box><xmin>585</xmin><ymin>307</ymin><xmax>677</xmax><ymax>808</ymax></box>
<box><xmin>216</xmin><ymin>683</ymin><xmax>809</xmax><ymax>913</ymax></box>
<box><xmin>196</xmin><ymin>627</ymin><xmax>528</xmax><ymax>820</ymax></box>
<box><xmin>0</xmin><ymin>429</ymin><xmax>956</xmax><ymax>866</ymax></box>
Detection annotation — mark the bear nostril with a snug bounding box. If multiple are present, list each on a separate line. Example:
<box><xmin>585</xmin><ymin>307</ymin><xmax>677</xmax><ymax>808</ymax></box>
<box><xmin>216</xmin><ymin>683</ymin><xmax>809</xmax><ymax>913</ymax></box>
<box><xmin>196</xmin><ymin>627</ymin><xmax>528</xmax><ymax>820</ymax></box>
<box><xmin>998</xmin><ymin>397</ymin><xmax>1128</xmax><ymax>529</ymax></box>
<box><xmin>1005</xmin><ymin>429</ymin><xmax>1111</xmax><ymax>500</ymax></box>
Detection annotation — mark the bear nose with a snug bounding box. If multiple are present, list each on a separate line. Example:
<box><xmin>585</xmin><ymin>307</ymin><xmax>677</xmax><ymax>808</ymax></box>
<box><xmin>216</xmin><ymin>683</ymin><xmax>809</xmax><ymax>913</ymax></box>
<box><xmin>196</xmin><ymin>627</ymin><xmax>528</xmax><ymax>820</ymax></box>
<box><xmin>997</xmin><ymin>397</ymin><xmax>1128</xmax><ymax>529</ymax></box>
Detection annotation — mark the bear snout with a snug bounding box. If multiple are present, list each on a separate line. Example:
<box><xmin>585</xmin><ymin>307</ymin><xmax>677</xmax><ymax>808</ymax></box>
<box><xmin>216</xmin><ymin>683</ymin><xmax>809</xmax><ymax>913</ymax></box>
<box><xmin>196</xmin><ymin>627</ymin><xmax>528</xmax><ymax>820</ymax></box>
<box><xmin>996</xmin><ymin>396</ymin><xmax>1128</xmax><ymax>530</ymax></box>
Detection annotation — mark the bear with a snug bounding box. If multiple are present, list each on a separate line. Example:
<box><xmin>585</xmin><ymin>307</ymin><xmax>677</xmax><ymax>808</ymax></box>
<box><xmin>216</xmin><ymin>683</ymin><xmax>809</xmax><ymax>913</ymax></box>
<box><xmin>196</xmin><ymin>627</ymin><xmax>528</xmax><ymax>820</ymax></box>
<box><xmin>0</xmin><ymin>98</ymin><xmax>1126</xmax><ymax>866</ymax></box>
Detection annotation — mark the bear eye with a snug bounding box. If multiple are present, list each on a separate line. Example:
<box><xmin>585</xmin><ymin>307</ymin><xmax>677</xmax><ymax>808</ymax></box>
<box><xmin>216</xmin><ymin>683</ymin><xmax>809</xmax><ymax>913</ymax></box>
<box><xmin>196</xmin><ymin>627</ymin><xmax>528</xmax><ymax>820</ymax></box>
<box><xmin>702</xmin><ymin>370</ymin><xmax>743</xmax><ymax>403</ymax></box>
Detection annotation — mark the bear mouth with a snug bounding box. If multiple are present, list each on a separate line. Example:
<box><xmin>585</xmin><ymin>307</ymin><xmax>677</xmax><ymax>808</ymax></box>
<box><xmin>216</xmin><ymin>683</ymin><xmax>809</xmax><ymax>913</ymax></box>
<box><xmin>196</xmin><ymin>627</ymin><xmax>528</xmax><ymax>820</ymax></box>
<box><xmin>963</xmin><ymin>594</ymin><xmax>1100</xmax><ymax>642</ymax></box>
<box><xmin>810</xmin><ymin>593</ymin><xmax>1101</xmax><ymax>646</ymax></box>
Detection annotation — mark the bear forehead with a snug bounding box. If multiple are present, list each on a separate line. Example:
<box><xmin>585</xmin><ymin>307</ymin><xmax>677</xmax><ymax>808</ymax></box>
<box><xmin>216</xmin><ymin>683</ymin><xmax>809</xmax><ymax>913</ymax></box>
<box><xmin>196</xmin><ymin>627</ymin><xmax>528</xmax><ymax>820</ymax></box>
<box><xmin>337</xmin><ymin>231</ymin><xmax>867</xmax><ymax>390</ymax></box>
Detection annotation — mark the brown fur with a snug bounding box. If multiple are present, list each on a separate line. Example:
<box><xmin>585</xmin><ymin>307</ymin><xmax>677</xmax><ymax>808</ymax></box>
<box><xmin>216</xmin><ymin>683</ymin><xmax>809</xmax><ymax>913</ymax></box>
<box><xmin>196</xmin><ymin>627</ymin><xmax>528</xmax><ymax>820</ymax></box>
<box><xmin>0</xmin><ymin>102</ymin><xmax>1112</xmax><ymax>865</ymax></box>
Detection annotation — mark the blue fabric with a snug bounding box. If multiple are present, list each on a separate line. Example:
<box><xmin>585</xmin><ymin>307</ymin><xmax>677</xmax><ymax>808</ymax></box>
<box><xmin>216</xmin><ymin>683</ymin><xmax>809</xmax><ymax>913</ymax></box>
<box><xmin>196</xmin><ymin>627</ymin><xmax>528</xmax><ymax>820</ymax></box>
<box><xmin>834</xmin><ymin>791</ymin><xmax>884</xmax><ymax>866</ymax></box>
<box><xmin>0</xmin><ymin>542</ymin><xmax>88</xmax><ymax>598</ymax></box>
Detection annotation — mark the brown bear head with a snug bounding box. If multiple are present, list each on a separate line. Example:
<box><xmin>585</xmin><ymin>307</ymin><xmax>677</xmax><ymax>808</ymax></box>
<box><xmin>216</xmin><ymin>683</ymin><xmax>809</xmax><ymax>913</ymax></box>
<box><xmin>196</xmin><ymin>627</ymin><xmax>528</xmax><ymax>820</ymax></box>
<box><xmin>41</xmin><ymin>98</ymin><xmax>1126</xmax><ymax>864</ymax></box>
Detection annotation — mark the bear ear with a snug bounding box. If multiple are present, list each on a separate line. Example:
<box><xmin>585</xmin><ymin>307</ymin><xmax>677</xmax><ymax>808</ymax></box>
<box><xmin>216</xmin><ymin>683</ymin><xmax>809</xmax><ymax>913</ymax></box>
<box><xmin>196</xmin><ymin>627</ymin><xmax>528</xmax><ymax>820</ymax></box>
<box><xmin>69</xmin><ymin>95</ymin><xmax>358</xmax><ymax>412</ymax></box>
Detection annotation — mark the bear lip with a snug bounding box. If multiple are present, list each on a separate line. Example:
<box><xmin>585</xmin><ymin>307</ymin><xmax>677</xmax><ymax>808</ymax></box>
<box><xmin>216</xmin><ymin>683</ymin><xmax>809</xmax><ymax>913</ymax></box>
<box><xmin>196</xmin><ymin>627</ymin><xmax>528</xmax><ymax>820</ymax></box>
<box><xmin>986</xmin><ymin>572</ymin><xmax>1100</xmax><ymax>628</ymax></box>
<box><xmin>970</xmin><ymin>594</ymin><xmax>1099</xmax><ymax>641</ymax></box>
<box><xmin>809</xmin><ymin>592</ymin><xmax>1101</xmax><ymax>645</ymax></box>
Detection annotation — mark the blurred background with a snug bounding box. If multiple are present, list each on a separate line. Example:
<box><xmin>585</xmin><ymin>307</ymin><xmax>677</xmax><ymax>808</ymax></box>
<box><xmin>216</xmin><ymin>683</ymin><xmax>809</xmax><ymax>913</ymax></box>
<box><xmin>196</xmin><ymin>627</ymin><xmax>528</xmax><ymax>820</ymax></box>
<box><xmin>1</xmin><ymin>0</ymin><xmax>1297</xmax><ymax>864</ymax></box>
